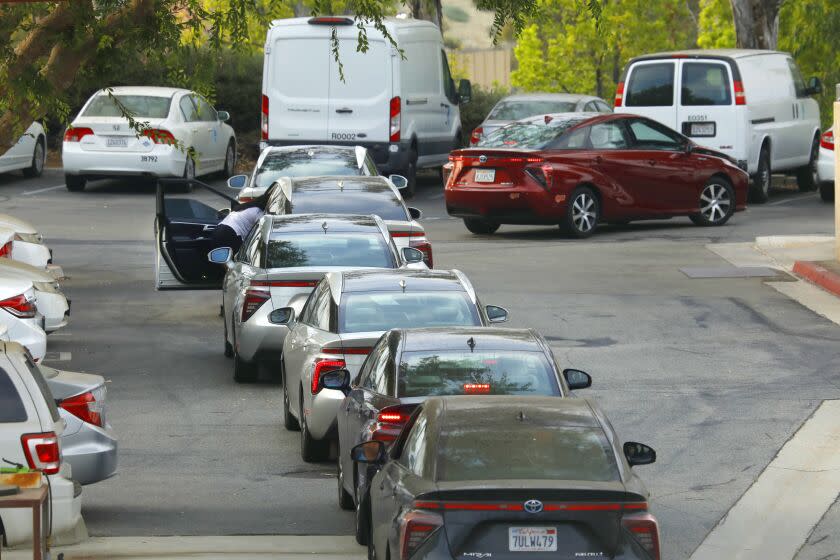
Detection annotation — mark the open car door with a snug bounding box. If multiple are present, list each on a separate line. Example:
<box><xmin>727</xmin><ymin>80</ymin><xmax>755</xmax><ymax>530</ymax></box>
<box><xmin>155</xmin><ymin>178</ymin><xmax>238</xmax><ymax>290</ymax></box>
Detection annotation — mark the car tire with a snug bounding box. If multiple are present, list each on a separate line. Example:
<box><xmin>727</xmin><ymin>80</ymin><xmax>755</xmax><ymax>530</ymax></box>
<box><xmin>232</xmin><ymin>324</ymin><xmax>257</xmax><ymax>382</ymax></box>
<box><xmin>402</xmin><ymin>149</ymin><xmax>417</xmax><ymax>199</ymax></box>
<box><xmin>463</xmin><ymin>218</ymin><xmax>500</xmax><ymax>235</ymax></box>
<box><xmin>222</xmin><ymin>141</ymin><xmax>236</xmax><ymax>177</ymax></box>
<box><xmin>796</xmin><ymin>136</ymin><xmax>820</xmax><ymax>192</ymax></box>
<box><xmin>300</xmin><ymin>391</ymin><xmax>330</xmax><ymax>462</ymax></box>
<box><xmin>355</xmin><ymin>491</ymin><xmax>371</xmax><ymax>546</ymax></box>
<box><xmin>689</xmin><ymin>177</ymin><xmax>735</xmax><ymax>227</ymax></box>
<box><xmin>563</xmin><ymin>186</ymin><xmax>600</xmax><ymax>238</ymax></box>
<box><xmin>223</xmin><ymin>311</ymin><xmax>233</xmax><ymax>358</ymax></box>
<box><xmin>282</xmin><ymin>361</ymin><xmax>299</xmax><ymax>431</ymax></box>
<box><xmin>182</xmin><ymin>154</ymin><xmax>196</xmax><ymax>193</ymax></box>
<box><xmin>819</xmin><ymin>181</ymin><xmax>834</xmax><ymax>202</ymax></box>
<box><xmin>750</xmin><ymin>147</ymin><xmax>771</xmax><ymax>203</ymax></box>
<box><xmin>337</xmin><ymin>460</ymin><xmax>354</xmax><ymax>511</ymax></box>
<box><xmin>65</xmin><ymin>174</ymin><xmax>86</xmax><ymax>192</ymax></box>
<box><xmin>23</xmin><ymin>137</ymin><xmax>45</xmax><ymax>178</ymax></box>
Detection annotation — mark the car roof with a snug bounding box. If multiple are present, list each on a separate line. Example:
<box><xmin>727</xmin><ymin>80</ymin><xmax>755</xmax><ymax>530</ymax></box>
<box><xmin>394</xmin><ymin>327</ymin><xmax>541</xmax><ymax>352</ymax></box>
<box><xmin>267</xmin><ymin>213</ymin><xmax>385</xmax><ymax>234</ymax></box>
<box><xmin>262</xmin><ymin>145</ymin><xmax>363</xmax><ymax>157</ymax></box>
<box><xmin>427</xmin><ymin>396</ymin><xmax>603</xmax><ymax>430</ymax></box>
<box><xmin>630</xmin><ymin>48</ymin><xmax>786</xmax><ymax>60</ymax></box>
<box><xmin>290</xmin><ymin>176</ymin><xmax>393</xmax><ymax>194</ymax></box>
<box><xmin>97</xmin><ymin>86</ymin><xmax>189</xmax><ymax>97</ymax></box>
<box><xmin>336</xmin><ymin>269</ymin><xmax>468</xmax><ymax>294</ymax></box>
<box><xmin>501</xmin><ymin>93</ymin><xmax>598</xmax><ymax>103</ymax></box>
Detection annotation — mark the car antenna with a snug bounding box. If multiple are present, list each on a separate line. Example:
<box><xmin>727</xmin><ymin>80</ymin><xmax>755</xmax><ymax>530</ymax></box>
<box><xmin>322</xmin><ymin>221</ymin><xmax>329</xmax><ymax>234</ymax></box>
<box><xmin>467</xmin><ymin>336</ymin><xmax>475</xmax><ymax>352</ymax></box>
<box><xmin>399</xmin><ymin>279</ymin><xmax>406</xmax><ymax>292</ymax></box>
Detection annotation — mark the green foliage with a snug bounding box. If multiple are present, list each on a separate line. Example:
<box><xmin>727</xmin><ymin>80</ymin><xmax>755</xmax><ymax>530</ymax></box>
<box><xmin>444</xmin><ymin>5</ymin><xmax>471</xmax><ymax>23</ymax></box>
<box><xmin>696</xmin><ymin>0</ymin><xmax>736</xmax><ymax>49</ymax></box>
<box><xmin>459</xmin><ymin>84</ymin><xmax>509</xmax><ymax>143</ymax></box>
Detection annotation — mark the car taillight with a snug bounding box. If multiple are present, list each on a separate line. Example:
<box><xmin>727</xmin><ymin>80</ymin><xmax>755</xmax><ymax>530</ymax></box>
<box><xmin>409</xmin><ymin>240</ymin><xmax>433</xmax><ymax>268</ymax></box>
<box><xmin>463</xmin><ymin>383</ymin><xmax>491</xmax><ymax>394</ymax></box>
<box><xmin>370</xmin><ymin>405</ymin><xmax>414</xmax><ymax>443</ymax></box>
<box><xmin>59</xmin><ymin>390</ymin><xmax>104</xmax><ymax>427</ymax></box>
<box><xmin>21</xmin><ymin>432</ymin><xmax>60</xmax><ymax>475</ymax></box>
<box><xmin>312</xmin><ymin>359</ymin><xmax>346</xmax><ymax>394</ymax></box>
<box><xmin>308</xmin><ymin>16</ymin><xmax>353</xmax><ymax>25</ymax></box>
<box><xmin>0</xmin><ymin>293</ymin><xmax>37</xmax><ymax>318</ymax></box>
<box><xmin>261</xmin><ymin>95</ymin><xmax>269</xmax><ymax>141</ymax></box>
<box><xmin>399</xmin><ymin>509</ymin><xmax>443</xmax><ymax>560</ymax></box>
<box><xmin>250</xmin><ymin>280</ymin><xmax>319</xmax><ymax>288</ymax></box>
<box><xmin>390</xmin><ymin>96</ymin><xmax>401</xmax><ymax>142</ymax></box>
<box><xmin>622</xmin><ymin>512</ymin><xmax>660</xmax><ymax>560</ymax></box>
<box><xmin>0</xmin><ymin>241</ymin><xmax>11</xmax><ymax>258</ymax></box>
<box><xmin>470</xmin><ymin>127</ymin><xmax>483</xmax><ymax>146</ymax></box>
<box><xmin>821</xmin><ymin>130</ymin><xmax>834</xmax><ymax>151</ymax></box>
<box><xmin>242</xmin><ymin>285</ymin><xmax>270</xmax><ymax>322</ymax></box>
<box><xmin>142</xmin><ymin>128</ymin><xmax>177</xmax><ymax>145</ymax></box>
<box><xmin>614</xmin><ymin>82</ymin><xmax>624</xmax><ymax>107</ymax></box>
<box><xmin>733</xmin><ymin>80</ymin><xmax>747</xmax><ymax>106</ymax></box>
<box><xmin>63</xmin><ymin>127</ymin><xmax>94</xmax><ymax>142</ymax></box>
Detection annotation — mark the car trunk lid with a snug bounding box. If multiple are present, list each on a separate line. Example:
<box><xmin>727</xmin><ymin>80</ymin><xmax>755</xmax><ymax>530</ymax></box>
<box><xmin>71</xmin><ymin>117</ymin><xmax>165</xmax><ymax>153</ymax></box>
<box><xmin>252</xmin><ymin>267</ymin><xmax>379</xmax><ymax>309</ymax></box>
<box><xmin>448</xmin><ymin>149</ymin><xmax>545</xmax><ymax>189</ymax></box>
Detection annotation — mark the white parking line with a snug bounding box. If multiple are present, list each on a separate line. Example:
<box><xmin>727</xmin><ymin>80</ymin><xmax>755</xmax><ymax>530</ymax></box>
<box><xmin>22</xmin><ymin>184</ymin><xmax>65</xmax><ymax>195</ymax></box>
<box><xmin>766</xmin><ymin>193</ymin><xmax>817</xmax><ymax>206</ymax></box>
<box><xmin>43</xmin><ymin>351</ymin><xmax>72</xmax><ymax>362</ymax></box>
<box><xmin>689</xmin><ymin>399</ymin><xmax>840</xmax><ymax>560</ymax></box>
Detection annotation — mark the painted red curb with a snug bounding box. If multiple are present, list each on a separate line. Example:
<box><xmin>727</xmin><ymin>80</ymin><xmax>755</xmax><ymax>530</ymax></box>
<box><xmin>793</xmin><ymin>260</ymin><xmax>840</xmax><ymax>297</ymax></box>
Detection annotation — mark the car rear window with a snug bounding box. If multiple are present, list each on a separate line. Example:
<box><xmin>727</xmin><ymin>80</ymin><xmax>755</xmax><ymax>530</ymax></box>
<box><xmin>398</xmin><ymin>351</ymin><xmax>561</xmax><ymax>398</ymax></box>
<box><xmin>266</xmin><ymin>233</ymin><xmax>395</xmax><ymax>268</ymax></box>
<box><xmin>83</xmin><ymin>94</ymin><xmax>172</xmax><ymax>118</ymax></box>
<box><xmin>437</xmin><ymin>425</ymin><xmax>619</xmax><ymax>482</ymax></box>
<box><xmin>625</xmin><ymin>63</ymin><xmax>675</xmax><ymax>107</ymax></box>
<box><xmin>291</xmin><ymin>191</ymin><xmax>408</xmax><ymax>221</ymax></box>
<box><xmin>488</xmin><ymin>100</ymin><xmax>577</xmax><ymax>121</ymax></box>
<box><xmin>681</xmin><ymin>62</ymin><xmax>732</xmax><ymax>106</ymax></box>
<box><xmin>340</xmin><ymin>292</ymin><xmax>481</xmax><ymax>333</ymax></box>
<box><xmin>0</xmin><ymin>367</ymin><xmax>27</xmax><ymax>422</ymax></box>
<box><xmin>479</xmin><ymin>116</ymin><xmax>590</xmax><ymax>149</ymax></box>
<box><xmin>255</xmin><ymin>150</ymin><xmax>363</xmax><ymax>188</ymax></box>
<box><xmin>22</xmin><ymin>357</ymin><xmax>60</xmax><ymax>423</ymax></box>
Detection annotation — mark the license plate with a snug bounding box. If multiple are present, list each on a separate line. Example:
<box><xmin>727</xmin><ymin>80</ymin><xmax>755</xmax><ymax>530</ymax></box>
<box><xmin>689</xmin><ymin>122</ymin><xmax>715</xmax><ymax>137</ymax></box>
<box><xmin>474</xmin><ymin>169</ymin><xmax>496</xmax><ymax>183</ymax></box>
<box><xmin>509</xmin><ymin>527</ymin><xmax>557</xmax><ymax>552</ymax></box>
<box><xmin>106</xmin><ymin>137</ymin><xmax>128</xmax><ymax>147</ymax></box>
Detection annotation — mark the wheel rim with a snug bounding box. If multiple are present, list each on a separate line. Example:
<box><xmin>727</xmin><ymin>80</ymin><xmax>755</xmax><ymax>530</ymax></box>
<box><xmin>572</xmin><ymin>193</ymin><xmax>596</xmax><ymax>232</ymax></box>
<box><xmin>34</xmin><ymin>143</ymin><xmax>44</xmax><ymax>173</ymax></box>
<box><xmin>700</xmin><ymin>183</ymin><xmax>731</xmax><ymax>223</ymax></box>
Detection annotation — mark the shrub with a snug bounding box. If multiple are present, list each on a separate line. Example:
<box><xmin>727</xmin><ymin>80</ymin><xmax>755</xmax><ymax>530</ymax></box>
<box><xmin>443</xmin><ymin>6</ymin><xmax>470</xmax><ymax>23</ymax></box>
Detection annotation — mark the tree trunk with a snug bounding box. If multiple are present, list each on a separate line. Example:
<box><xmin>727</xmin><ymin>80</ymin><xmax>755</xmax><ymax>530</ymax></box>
<box><xmin>729</xmin><ymin>0</ymin><xmax>785</xmax><ymax>49</ymax></box>
<box><xmin>410</xmin><ymin>0</ymin><xmax>442</xmax><ymax>28</ymax></box>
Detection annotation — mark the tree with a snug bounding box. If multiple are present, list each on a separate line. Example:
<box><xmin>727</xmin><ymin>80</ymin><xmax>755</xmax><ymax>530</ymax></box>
<box><xmin>729</xmin><ymin>0</ymin><xmax>784</xmax><ymax>49</ymax></box>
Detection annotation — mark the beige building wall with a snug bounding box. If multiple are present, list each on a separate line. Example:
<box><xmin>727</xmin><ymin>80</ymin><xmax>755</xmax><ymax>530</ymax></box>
<box><xmin>447</xmin><ymin>48</ymin><xmax>512</xmax><ymax>90</ymax></box>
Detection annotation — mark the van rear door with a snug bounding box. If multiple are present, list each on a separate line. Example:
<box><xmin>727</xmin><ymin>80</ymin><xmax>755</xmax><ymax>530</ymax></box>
<box><xmin>622</xmin><ymin>60</ymin><xmax>677</xmax><ymax>128</ymax></box>
<box><xmin>676</xmin><ymin>60</ymin><xmax>738</xmax><ymax>158</ymax></box>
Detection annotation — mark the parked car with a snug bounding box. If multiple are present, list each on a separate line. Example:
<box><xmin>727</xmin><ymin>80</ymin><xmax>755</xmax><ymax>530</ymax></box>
<box><xmin>353</xmin><ymin>396</ymin><xmax>659</xmax><ymax>560</ymax></box>
<box><xmin>615</xmin><ymin>49</ymin><xmax>822</xmax><ymax>202</ymax></box>
<box><xmin>63</xmin><ymin>86</ymin><xmax>236</xmax><ymax>192</ymax></box>
<box><xmin>445</xmin><ymin>113</ymin><xmax>749</xmax><ymax>237</ymax></box>
<box><xmin>0</xmin><ymin>214</ymin><xmax>44</xmax><ymax>245</ymax></box>
<box><xmin>0</xmin><ymin>277</ymin><xmax>46</xmax><ymax>361</ymax></box>
<box><xmin>207</xmin><ymin>213</ymin><xmax>427</xmax><ymax>382</ymax></box>
<box><xmin>261</xmin><ymin>16</ymin><xmax>471</xmax><ymax>196</ymax></box>
<box><xmin>817</xmin><ymin>127</ymin><xmax>834</xmax><ymax>202</ymax></box>
<box><xmin>0</xmin><ymin>122</ymin><xmax>46</xmax><ymax>178</ymax></box>
<box><xmin>0</xmin><ymin>225</ymin><xmax>51</xmax><ymax>269</ymax></box>
<box><xmin>0</xmin><ymin>340</ymin><xmax>83</xmax><ymax>547</ymax></box>
<box><xmin>335</xmin><ymin>327</ymin><xmax>593</xmax><ymax>520</ymax></box>
<box><xmin>0</xmin><ymin>258</ymin><xmax>69</xmax><ymax>332</ymax></box>
<box><xmin>266</xmin><ymin>175</ymin><xmax>433</xmax><ymax>266</ymax></box>
<box><xmin>276</xmin><ymin>269</ymin><xmax>509</xmax><ymax>462</ymax></box>
<box><xmin>228</xmin><ymin>145</ymin><xmax>379</xmax><ymax>203</ymax></box>
<box><xmin>470</xmin><ymin>93</ymin><xmax>612</xmax><ymax>145</ymax></box>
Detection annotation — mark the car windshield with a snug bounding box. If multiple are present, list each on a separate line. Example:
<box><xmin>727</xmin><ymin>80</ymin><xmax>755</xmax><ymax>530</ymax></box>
<box><xmin>291</xmin><ymin>191</ymin><xmax>408</xmax><ymax>221</ymax></box>
<box><xmin>255</xmin><ymin>150</ymin><xmax>363</xmax><ymax>188</ymax></box>
<box><xmin>340</xmin><ymin>292</ymin><xmax>480</xmax><ymax>333</ymax></box>
<box><xmin>398</xmin><ymin>350</ymin><xmax>560</xmax><ymax>397</ymax></box>
<box><xmin>479</xmin><ymin>117</ymin><xmax>589</xmax><ymax>149</ymax></box>
<box><xmin>266</xmin><ymin>233</ymin><xmax>394</xmax><ymax>268</ymax></box>
<box><xmin>83</xmin><ymin>94</ymin><xmax>172</xmax><ymax>118</ymax></box>
<box><xmin>437</xmin><ymin>425</ymin><xmax>619</xmax><ymax>482</ymax></box>
<box><xmin>488</xmin><ymin>100</ymin><xmax>577</xmax><ymax>121</ymax></box>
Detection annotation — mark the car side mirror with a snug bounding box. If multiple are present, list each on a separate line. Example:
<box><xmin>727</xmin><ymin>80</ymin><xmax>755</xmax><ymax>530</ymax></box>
<box><xmin>807</xmin><ymin>76</ymin><xmax>822</xmax><ymax>95</ymax></box>
<box><xmin>684</xmin><ymin>142</ymin><xmax>693</xmax><ymax>154</ymax></box>
<box><xmin>402</xmin><ymin>247</ymin><xmax>425</xmax><ymax>264</ymax></box>
<box><xmin>319</xmin><ymin>368</ymin><xmax>351</xmax><ymax>394</ymax></box>
<box><xmin>217</xmin><ymin>110</ymin><xmax>230</xmax><ymax>122</ymax></box>
<box><xmin>458</xmin><ymin>79</ymin><xmax>472</xmax><ymax>104</ymax></box>
<box><xmin>389</xmin><ymin>174</ymin><xmax>409</xmax><ymax>190</ymax></box>
<box><xmin>269</xmin><ymin>307</ymin><xmax>295</xmax><ymax>325</ymax></box>
<box><xmin>227</xmin><ymin>174</ymin><xmax>248</xmax><ymax>189</ymax></box>
<box><xmin>217</xmin><ymin>207</ymin><xmax>231</xmax><ymax>219</ymax></box>
<box><xmin>408</xmin><ymin>207</ymin><xmax>422</xmax><ymax>220</ymax></box>
<box><xmin>207</xmin><ymin>247</ymin><xmax>232</xmax><ymax>264</ymax></box>
<box><xmin>485</xmin><ymin>305</ymin><xmax>508</xmax><ymax>323</ymax></box>
<box><xmin>351</xmin><ymin>440</ymin><xmax>387</xmax><ymax>464</ymax></box>
<box><xmin>563</xmin><ymin>368</ymin><xmax>592</xmax><ymax>390</ymax></box>
<box><xmin>624</xmin><ymin>442</ymin><xmax>656</xmax><ymax>467</ymax></box>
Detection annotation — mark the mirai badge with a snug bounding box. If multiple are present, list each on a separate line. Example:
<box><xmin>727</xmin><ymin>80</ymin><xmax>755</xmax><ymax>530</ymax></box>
<box><xmin>524</xmin><ymin>499</ymin><xmax>543</xmax><ymax>514</ymax></box>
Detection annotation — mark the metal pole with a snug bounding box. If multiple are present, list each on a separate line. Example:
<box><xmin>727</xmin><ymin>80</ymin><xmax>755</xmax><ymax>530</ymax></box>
<box><xmin>835</xmin><ymin>84</ymin><xmax>840</xmax><ymax>261</ymax></box>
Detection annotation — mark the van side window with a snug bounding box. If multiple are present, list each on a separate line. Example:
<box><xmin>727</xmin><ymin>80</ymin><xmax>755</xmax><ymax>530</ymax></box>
<box><xmin>441</xmin><ymin>51</ymin><xmax>457</xmax><ymax>104</ymax></box>
<box><xmin>681</xmin><ymin>63</ymin><xmax>732</xmax><ymax>106</ymax></box>
<box><xmin>626</xmin><ymin>63</ymin><xmax>675</xmax><ymax>107</ymax></box>
<box><xmin>0</xmin><ymin>367</ymin><xmax>27</xmax><ymax>422</ymax></box>
<box><xmin>787</xmin><ymin>59</ymin><xmax>808</xmax><ymax>98</ymax></box>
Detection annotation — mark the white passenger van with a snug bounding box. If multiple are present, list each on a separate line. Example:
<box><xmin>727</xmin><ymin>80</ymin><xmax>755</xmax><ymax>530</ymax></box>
<box><xmin>615</xmin><ymin>50</ymin><xmax>822</xmax><ymax>202</ymax></box>
<box><xmin>260</xmin><ymin>16</ymin><xmax>472</xmax><ymax>196</ymax></box>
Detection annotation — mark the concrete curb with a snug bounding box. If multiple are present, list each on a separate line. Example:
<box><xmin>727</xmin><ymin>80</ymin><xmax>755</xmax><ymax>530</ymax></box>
<box><xmin>755</xmin><ymin>235</ymin><xmax>834</xmax><ymax>250</ymax></box>
<box><xmin>792</xmin><ymin>261</ymin><xmax>840</xmax><ymax>297</ymax></box>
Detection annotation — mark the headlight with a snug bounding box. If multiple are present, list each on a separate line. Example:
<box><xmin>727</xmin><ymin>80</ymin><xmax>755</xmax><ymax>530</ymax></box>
<box><xmin>32</xmin><ymin>281</ymin><xmax>61</xmax><ymax>294</ymax></box>
<box><xmin>14</xmin><ymin>232</ymin><xmax>43</xmax><ymax>244</ymax></box>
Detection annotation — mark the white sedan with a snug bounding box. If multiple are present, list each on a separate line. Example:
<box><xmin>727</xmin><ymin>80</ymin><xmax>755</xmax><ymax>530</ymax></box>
<box><xmin>0</xmin><ymin>226</ymin><xmax>51</xmax><ymax>270</ymax></box>
<box><xmin>0</xmin><ymin>122</ymin><xmax>46</xmax><ymax>178</ymax></box>
<box><xmin>0</xmin><ymin>277</ymin><xmax>46</xmax><ymax>362</ymax></box>
<box><xmin>818</xmin><ymin>128</ymin><xmax>834</xmax><ymax>202</ymax></box>
<box><xmin>0</xmin><ymin>259</ymin><xmax>69</xmax><ymax>333</ymax></box>
<box><xmin>62</xmin><ymin>86</ymin><xmax>236</xmax><ymax>192</ymax></box>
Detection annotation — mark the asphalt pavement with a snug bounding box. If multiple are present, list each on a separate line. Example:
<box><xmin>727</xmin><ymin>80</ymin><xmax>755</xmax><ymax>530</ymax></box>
<box><xmin>1</xmin><ymin>168</ymin><xmax>839</xmax><ymax>559</ymax></box>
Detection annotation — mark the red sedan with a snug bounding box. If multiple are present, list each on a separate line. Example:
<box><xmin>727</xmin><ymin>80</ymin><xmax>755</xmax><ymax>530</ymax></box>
<box><xmin>444</xmin><ymin>113</ymin><xmax>749</xmax><ymax>237</ymax></box>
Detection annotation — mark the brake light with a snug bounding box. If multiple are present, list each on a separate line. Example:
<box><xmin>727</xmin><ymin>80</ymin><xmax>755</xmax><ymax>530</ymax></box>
<box><xmin>369</xmin><ymin>405</ymin><xmax>413</xmax><ymax>442</ymax></box>
<box><xmin>63</xmin><ymin>127</ymin><xmax>94</xmax><ymax>142</ymax></box>
<box><xmin>312</xmin><ymin>359</ymin><xmax>346</xmax><ymax>394</ymax></box>
<box><xmin>463</xmin><ymin>383</ymin><xmax>491</xmax><ymax>394</ymax></box>
<box><xmin>21</xmin><ymin>432</ymin><xmax>60</xmax><ymax>475</ymax></box>
<box><xmin>622</xmin><ymin>512</ymin><xmax>660</xmax><ymax>560</ymax></box>
<box><xmin>142</xmin><ymin>128</ymin><xmax>177</xmax><ymax>145</ymax></box>
<box><xmin>399</xmin><ymin>509</ymin><xmax>443</xmax><ymax>560</ymax></box>
<box><xmin>455</xmin><ymin>155</ymin><xmax>543</xmax><ymax>165</ymax></box>
<box><xmin>261</xmin><ymin>95</ymin><xmax>269</xmax><ymax>140</ymax></box>
<box><xmin>409</xmin><ymin>240</ymin><xmax>433</xmax><ymax>268</ymax></box>
<box><xmin>470</xmin><ymin>127</ymin><xmax>483</xmax><ymax>146</ymax></box>
<box><xmin>0</xmin><ymin>293</ymin><xmax>36</xmax><ymax>318</ymax></box>
<box><xmin>250</xmin><ymin>280</ymin><xmax>319</xmax><ymax>288</ymax></box>
<box><xmin>821</xmin><ymin>130</ymin><xmax>834</xmax><ymax>151</ymax></box>
<box><xmin>390</xmin><ymin>97</ymin><xmax>401</xmax><ymax>142</ymax></box>
<box><xmin>59</xmin><ymin>391</ymin><xmax>103</xmax><ymax>427</ymax></box>
<box><xmin>0</xmin><ymin>241</ymin><xmax>11</xmax><ymax>258</ymax></box>
<box><xmin>614</xmin><ymin>82</ymin><xmax>625</xmax><ymax>107</ymax></box>
<box><xmin>242</xmin><ymin>285</ymin><xmax>270</xmax><ymax>322</ymax></box>
<box><xmin>734</xmin><ymin>80</ymin><xmax>747</xmax><ymax>106</ymax></box>
<box><xmin>308</xmin><ymin>16</ymin><xmax>353</xmax><ymax>25</ymax></box>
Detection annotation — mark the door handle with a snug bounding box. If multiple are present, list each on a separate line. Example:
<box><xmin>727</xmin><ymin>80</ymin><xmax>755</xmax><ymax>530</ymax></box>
<box><xmin>648</xmin><ymin>160</ymin><xmax>657</xmax><ymax>166</ymax></box>
<box><xmin>406</xmin><ymin>98</ymin><xmax>428</xmax><ymax>105</ymax></box>
<box><xmin>335</xmin><ymin>108</ymin><xmax>353</xmax><ymax>114</ymax></box>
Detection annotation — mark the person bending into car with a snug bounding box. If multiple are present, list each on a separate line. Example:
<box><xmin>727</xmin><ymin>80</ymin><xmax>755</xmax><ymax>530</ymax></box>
<box><xmin>211</xmin><ymin>191</ymin><xmax>269</xmax><ymax>254</ymax></box>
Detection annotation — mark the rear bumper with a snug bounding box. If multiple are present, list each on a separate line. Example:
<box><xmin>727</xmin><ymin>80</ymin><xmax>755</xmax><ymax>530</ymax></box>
<box><xmin>236</xmin><ymin>308</ymin><xmax>291</xmax><ymax>363</ymax></box>
<box><xmin>61</xmin><ymin>422</ymin><xmax>118</xmax><ymax>485</ymax></box>
<box><xmin>0</xmin><ymin>473</ymin><xmax>82</xmax><ymax>547</ymax></box>
<box><xmin>307</xmin><ymin>388</ymin><xmax>346</xmax><ymax>440</ymax></box>
<box><xmin>11</xmin><ymin>240</ymin><xmax>50</xmax><ymax>269</ymax></box>
<box><xmin>818</xmin><ymin>147</ymin><xmax>834</xmax><ymax>183</ymax></box>
<box><xmin>446</xmin><ymin>183</ymin><xmax>565</xmax><ymax>224</ymax></box>
<box><xmin>260</xmin><ymin>139</ymin><xmax>412</xmax><ymax>174</ymax></box>
<box><xmin>36</xmin><ymin>290</ymin><xmax>70</xmax><ymax>333</ymax></box>
<box><xmin>3</xmin><ymin>315</ymin><xmax>46</xmax><ymax>362</ymax></box>
<box><xmin>62</xmin><ymin>143</ymin><xmax>185</xmax><ymax>178</ymax></box>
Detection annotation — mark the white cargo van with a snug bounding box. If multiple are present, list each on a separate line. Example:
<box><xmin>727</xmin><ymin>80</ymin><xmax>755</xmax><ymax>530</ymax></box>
<box><xmin>260</xmin><ymin>16</ymin><xmax>471</xmax><ymax>196</ymax></box>
<box><xmin>615</xmin><ymin>49</ymin><xmax>822</xmax><ymax>202</ymax></box>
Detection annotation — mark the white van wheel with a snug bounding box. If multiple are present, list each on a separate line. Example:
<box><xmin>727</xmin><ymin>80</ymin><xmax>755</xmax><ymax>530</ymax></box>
<box><xmin>402</xmin><ymin>150</ymin><xmax>417</xmax><ymax>199</ymax></box>
<box><xmin>750</xmin><ymin>148</ymin><xmax>770</xmax><ymax>203</ymax></box>
<box><xmin>796</xmin><ymin>136</ymin><xmax>819</xmax><ymax>192</ymax></box>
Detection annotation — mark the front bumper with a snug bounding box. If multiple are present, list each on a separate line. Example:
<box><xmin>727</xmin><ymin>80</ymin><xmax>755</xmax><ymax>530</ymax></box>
<box><xmin>260</xmin><ymin>139</ymin><xmax>412</xmax><ymax>174</ymax></box>
<box><xmin>60</xmin><ymin>421</ymin><xmax>118</xmax><ymax>485</ymax></box>
<box><xmin>62</xmin><ymin>143</ymin><xmax>186</xmax><ymax>178</ymax></box>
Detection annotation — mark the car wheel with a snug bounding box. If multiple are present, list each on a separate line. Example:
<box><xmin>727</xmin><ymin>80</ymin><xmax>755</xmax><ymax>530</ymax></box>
<box><xmin>796</xmin><ymin>136</ymin><xmax>820</xmax><ymax>192</ymax></box>
<box><xmin>182</xmin><ymin>154</ymin><xmax>196</xmax><ymax>193</ymax></box>
<box><xmin>223</xmin><ymin>311</ymin><xmax>233</xmax><ymax>358</ymax></box>
<box><xmin>337</xmin><ymin>460</ymin><xmax>354</xmax><ymax>510</ymax></box>
<box><xmin>402</xmin><ymin>150</ymin><xmax>417</xmax><ymax>199</ymax></box>
<box><xmin>355</xmin><ymin>490</ymin><xmax>371</xmax><ymax>546</ymax></box>
<box><xmin>232</xmin><ymin>327</ymin><xmax>258</xmax><ymax>383</ymax></box>
<box><xmin>300</xmin><ymin>391</ymin><xmax>329</xmax><ymax>462</ymax></box>
<box><xmin>23</xmin><ymin>138</ymin><xmax>45</xmax><ymax>178</ymax></box>
<box><xmin>282</xmin><ymin>361</ymin><xmax>299</xmax><ymax>431</ymax></box>
<box><xmin>65</xmin><ymin>174</ymin><xmax>86</xmax><ymax>192</ymax></box>
<box><xmin>222</xmin><ymin>141</ymin><xmax>236</xmax><ymax>177</ymax></box>
<box><xmin>750</xmin><ymin>147</ymin><xmax>771</xmax><ymax>203</ymax></box>
<box><xmin>564</xmin><ymin>186</ymin><xmax>600</xmax><ymax>238</ymax></box>
<box><xmin>690</xmin><ymin>178</ymin><xmax>735</xmax><ymax>227</ymax></box>
<box><xmin>463</xmin><ymin>218</ymin><xmax>500</xmax><ymax>235</ymax></box>
<box><xmin>820</xmin><ymin>181</ymin><xmax>834</xmax><ymax>202</ymax></box>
